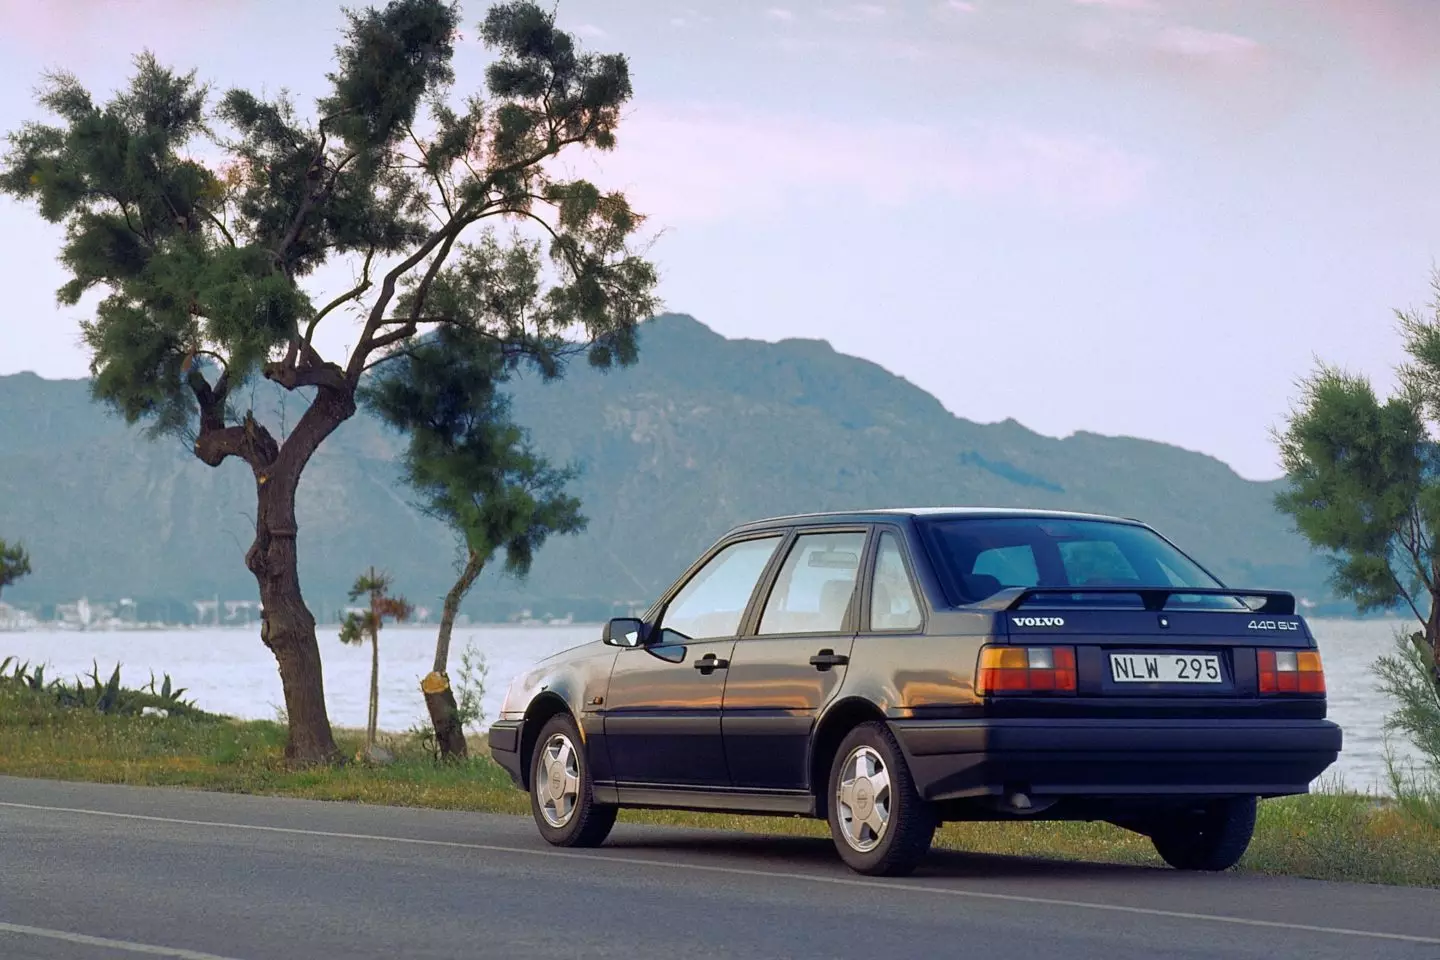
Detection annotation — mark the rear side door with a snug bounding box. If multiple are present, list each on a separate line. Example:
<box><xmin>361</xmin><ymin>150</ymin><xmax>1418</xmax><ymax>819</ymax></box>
<box><xmin>721</xmin><ymin>528</ymin><xmax>870</xmax><ymax>790</ymax></box>
<box><xmin>603</xmin><ymin>533</ymin><xmax>784</xmax><ymax>787</ymax></box>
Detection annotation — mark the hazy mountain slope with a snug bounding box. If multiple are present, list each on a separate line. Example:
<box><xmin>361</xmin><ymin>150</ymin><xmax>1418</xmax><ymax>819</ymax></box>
<box><xmin>0</xmin><ymin>314</ymin><xmax>1336</xmax><ymax>619</ymax></box>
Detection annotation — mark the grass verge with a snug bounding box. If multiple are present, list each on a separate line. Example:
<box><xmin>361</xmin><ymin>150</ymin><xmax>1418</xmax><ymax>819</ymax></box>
<box><xmin>1</xmin><ymin>682</ymin><xmax>1436</xmax><ymax>887</ymax></box>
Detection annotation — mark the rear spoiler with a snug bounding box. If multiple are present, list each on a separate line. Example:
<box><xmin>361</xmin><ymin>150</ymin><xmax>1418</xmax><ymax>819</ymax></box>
<box><xmin>974</xmin><ymin>586</ymin><xmax>1297</xmax><ymax>616</ymax></box>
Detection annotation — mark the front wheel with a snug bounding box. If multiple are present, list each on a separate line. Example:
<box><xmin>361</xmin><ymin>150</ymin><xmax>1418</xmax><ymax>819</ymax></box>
<box><xmin>528</xmin><ymin>713</ymin><xmax>617</xmax><ymax>848</ymax></box>
<box><xmin>826</xmin><ymin>721</ymin><xmax>936</xmax><ymax>876</ymax></box>
<box><xmin>1149</xmin><ymin>796</ymin><xmax>1256</xmax><ymax>871</ymax></box>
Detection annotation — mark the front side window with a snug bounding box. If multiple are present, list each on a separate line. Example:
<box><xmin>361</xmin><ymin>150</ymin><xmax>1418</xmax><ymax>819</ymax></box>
<box><xmin>871</xmin><ymin>532</ymin><xmax>923</xmax><ymax>631</ymax></box>
<box><xmin>757</xmin><ymin>531</ymin><xmax>868</xmax><ymax>636</ymax></box>
<box><xmin>920</xmin><ymin>517</ymin><xmax>1236</xmax><ymax>608</ymax></box>
<box><xmin>661</xmin><ymin>536</ymin><xmax>781</xmax><ymax>641</ymax></box>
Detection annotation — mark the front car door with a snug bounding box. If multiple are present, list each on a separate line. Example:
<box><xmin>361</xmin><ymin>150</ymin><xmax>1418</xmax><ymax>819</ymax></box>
<box><xmin>603</xmin><ymin>533</ymin><xmax>784</xmax><ymax>788</ymax></box>
<box><xmin>721</xmin><ymin>528</ymin><xmax>870</xmax><ymax>790</ymax></box>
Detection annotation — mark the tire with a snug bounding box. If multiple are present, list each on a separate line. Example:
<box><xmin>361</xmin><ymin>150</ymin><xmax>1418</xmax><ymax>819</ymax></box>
<box><xmin>528</xmin><ymin>713</ymin><xmax>617</xmax><ymax>848</ymax></box>
<box><xmin>1150</xmin><ymin>796</ymin><xmax>1257</xmax><ymax>871</ymax></box>
<box><xmin>826</xmin><ymin>721</ymin><xmax>936</xmax><ymax>876</ymax></box>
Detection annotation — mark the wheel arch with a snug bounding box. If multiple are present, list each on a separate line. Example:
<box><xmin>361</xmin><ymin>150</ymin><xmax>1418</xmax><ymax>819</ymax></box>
<box><xmin>519</xmin><ymin>692</ymin><xmax>574</xmax><ymax>791</ymax></box>
<box><xmin>809</xmin><ymin>697</ymin><xmax>888</xmax><ymax>819</ymax></box>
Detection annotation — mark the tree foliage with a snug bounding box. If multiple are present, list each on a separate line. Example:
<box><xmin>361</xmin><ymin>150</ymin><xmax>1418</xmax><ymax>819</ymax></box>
<box><xmin>364</xmin><ymin>328</ymin><xmax>587</xmax><ymax>583</ymax></box>
<box><xmin>1</xmin><ymin>0</ymin><xmax>655</xmax><ymax>450</ymax></box>
<box><xmin>0</xmin><ymin>0</ymin><xmax>658</xmax><ymax>763</ymax></box>
<box><xmin>0</xmin><ymin>539</ymin><xmax>32</xmax><ymax>602</ymax></box>
<box><xmin>1275</xmin><ymin>273</ymin><xmax>1440</xmax><ymax>704</ymax></box>
<box><xmin>363</xmin><ymin>329</ymin><xmax>586</xmax><ymax>757</ymax></box>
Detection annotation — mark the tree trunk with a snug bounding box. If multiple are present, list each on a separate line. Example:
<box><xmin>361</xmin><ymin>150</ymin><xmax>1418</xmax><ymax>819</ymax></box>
<box><xmin>253</xmin><ymin>533</ymin><xmax>339</xmax><ymax>764</ymax></box>
<box><xmin>423</xmin><ymin>673</ymin><xmax>467</xmax><ymax>760</ymax></box>
<box><xmin>244</xmin><ymin>389</ymin><xmax>354</xmax><ymax>766</ymax></box>
<box><xmin>423</xmin><ymin>548</ymin><xmax>484</xmax><ymax>760</ymax></box>
<box><xmin>368</xmin><ymin>627</ymin><xmax>380</xmax><ymax>748</ymax></box>
<box><xmin>252</xmin><ymin>516</ymin><xmax>340</xmax><ymax>764</ymax></box>
<box><xmin>1426</xmin><ymin>605</ymin><xmax>1440</xmax><ymax>694</ymax></box>
<box><xmin>434</xmin><ymin>549</ymin><xmax>484</xmax><ymax>675</ymax></box>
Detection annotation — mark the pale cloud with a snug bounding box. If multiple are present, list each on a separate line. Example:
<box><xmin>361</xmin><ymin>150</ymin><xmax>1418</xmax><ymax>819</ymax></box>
<box><xmin>574</xmin><ymin>23</ymin><xmax>608</xmax><ymax>39</ymax></box>
<box><xmin>574</xmin><ymin>104</ymin><xmax>1150</xmax><ymax>224</ymax></box>
<box><xmin>668</xmin><ymin>8</ymin><xmax>713</xmax><ymax>30</ymax></box>
<box><xmin>943</xmin><ymin>1</ymin><xmax>979</xmax><ymax>12</ymax></box>
<box><xmin>765</xmin><ymin>7</ymin><xmax>797</xmax><ymax>22</ymax></box>
<box><xmin>1072</xmin><ymin>0</ymin><xmax>1159</xmax><ymax>10</ymax></box>
<box><xmin>1078</xmin><ymin>19</ymin><xmax>1266</xmax><ymax>74</ymax></box>
<box><xmin>1153</xmin><ymin>26</ymin><xmax>1260</xmax><ymax>61</ymax></box>
<box><xmin>822</xmin><ymin>3</ymin><xmax>889</xmax><ymax>23</ymax></box>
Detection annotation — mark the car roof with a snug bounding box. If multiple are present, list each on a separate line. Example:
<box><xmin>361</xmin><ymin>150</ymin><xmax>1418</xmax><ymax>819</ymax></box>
<box><xmin>724</xmin><ymin>506</ymin><xmax>1147</xmax><ymax>536</ymax></box>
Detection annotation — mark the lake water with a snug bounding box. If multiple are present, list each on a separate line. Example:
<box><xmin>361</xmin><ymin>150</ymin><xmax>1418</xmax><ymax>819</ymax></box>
<box><xmin>0</xmin><ymin>618</ymin><xmax>1423</xmax><ymax>794</ymax></box>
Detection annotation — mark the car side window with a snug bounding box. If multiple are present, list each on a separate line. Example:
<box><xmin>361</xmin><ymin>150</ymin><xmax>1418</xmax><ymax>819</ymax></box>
<box><xmin>757</xmin><ymin>531</ymin><xmax>867</xmax><ymax>636</ymax></box>
<box><xmin>660</xmin><ymin>536</ymin><xmax>782</xmax><ymax>642</ymax></box>
<box><xmin>870</xmin><ymin>532</ymin><xmax>922</xmax><ymax>631</ymax></box>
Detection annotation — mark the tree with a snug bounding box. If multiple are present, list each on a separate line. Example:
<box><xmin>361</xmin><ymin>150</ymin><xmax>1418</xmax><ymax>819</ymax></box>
<box><xmin>0</xmin><ymin>540</ymin><xmax>32</xmax><ymax>603</ymax></box>
<box><xmin>363</xmin><ymin>330</ymin><xmax>585</xmax><ymax>758</ymax></box>
<box><xmin>339</xmin><ymin>567</ymin><xmax>412</xmax><ymax>754</ymax></box>
<box><xmin>1</xmin><ymin>0</ymin><xmax>658</xmax><ymax>762</ymax></box>
<box><xmin>1275</xmin><ymin>274</ymin><xmax>1440</xmax><ymax>767</ymax></box>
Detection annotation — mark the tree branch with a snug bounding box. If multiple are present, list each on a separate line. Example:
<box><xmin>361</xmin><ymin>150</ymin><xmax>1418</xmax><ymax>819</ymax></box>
<box><xmin>271</xmin><ymin>130</ymin><xmax>357</xmax><ymax>273</ymax></box>
<box><xmin>264</xmin><ymin>361</ymin><xmax>349</xmax><ymax>392</ymax></box>
<box><xmin>510</xmin><ymin>205</ymin><xmax>587</xmax><ymax>277</ymax></box>
<box><xmin>1391</xmin><ymin>526</ymin><xmax>1429</xmax><ymax>626</ymax></box>
<box><xmin>1401</xmin><ymin>510</ymin><xmax>1437</xmax><ymax>598</ymax></box>
<box><xmin>193</xmin><ymin>415</ymin><xmax>281</xmax><ymax>470</ymax></box>
<box><xmin>198</xmin><ymin>204</ymin><xmax>236</xmax><ymax>247</ymax></box>
<box><xmin>306</xmin><ymin>246</ymin><xmax>377</xmax><ymax>348</ymax></box>
<box><xmin>348</xmin><ymin>216</ymin><xmax>467</xmax><ymax>380</ymax></box>
<box><xmin>405</xmin><ymin>119</ymin><xmax>453</xmax><ymax>219</ymax></box>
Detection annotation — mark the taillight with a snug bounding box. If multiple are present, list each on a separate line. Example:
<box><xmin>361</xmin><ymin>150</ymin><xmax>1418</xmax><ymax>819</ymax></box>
<box><xmin>1257</xmin><ymin>649</ymin><xmax>1325</xmax><ymax>694</ymax></box>
<box><xmin>976</xmin><ymin>646</ymin><xmax>1077</xmax><ymax>695</ymax></box>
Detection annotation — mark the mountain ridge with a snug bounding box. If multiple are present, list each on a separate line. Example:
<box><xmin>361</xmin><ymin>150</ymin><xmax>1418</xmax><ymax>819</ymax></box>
<box><xmin>0</xmin><ymin>313</ymin><xmax>1338</xmax><ymax>621</ymax></box>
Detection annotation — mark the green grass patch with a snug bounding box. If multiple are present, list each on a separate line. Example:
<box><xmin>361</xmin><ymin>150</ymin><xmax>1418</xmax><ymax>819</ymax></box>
<box><xmin>1</xmin><ymin>682</ymin><xmax>1436</xmax><ymax>886</ymax></box>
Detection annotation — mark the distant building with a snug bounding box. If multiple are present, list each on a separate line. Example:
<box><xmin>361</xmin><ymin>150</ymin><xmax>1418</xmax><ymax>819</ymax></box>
<box><xmin>0</xmin><ymin>602</ymin><xmax>39</xmax><ymax>630</ymax></box>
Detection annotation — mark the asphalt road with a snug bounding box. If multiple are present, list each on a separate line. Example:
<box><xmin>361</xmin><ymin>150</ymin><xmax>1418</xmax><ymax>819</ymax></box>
<box><xmin>1</xmin><ymin>777</ymin><xmax>1437</xmax><ymax>960</ymax></box>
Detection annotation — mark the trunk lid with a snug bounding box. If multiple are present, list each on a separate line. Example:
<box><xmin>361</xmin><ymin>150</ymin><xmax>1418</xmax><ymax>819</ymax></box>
<box><xmin>993</xmin><ymin>587</ymin><xmax>1313</xmax><ymax>699</ymax></box>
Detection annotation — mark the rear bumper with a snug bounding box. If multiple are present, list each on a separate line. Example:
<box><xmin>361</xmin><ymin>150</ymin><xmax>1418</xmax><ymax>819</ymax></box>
<box><xmin>889</xmin><ymin>717</ymin><xmax>1343</xmax><ymax>801</ymax></box>
<box><xmin>488</xmin><ymin>720</ymin><xmax>525</xmax><ymax>789</ymax></box>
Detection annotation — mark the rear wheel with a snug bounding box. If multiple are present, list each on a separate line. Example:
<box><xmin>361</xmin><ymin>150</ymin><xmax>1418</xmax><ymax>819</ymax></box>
<box><xmin>1149</xmin><ymin>796</ymin><xmax>1256</xmax><ymax>871</ymax></box>
<box><xmin>529</xmin><ymin>713</ymin><xmax>617</xmax><ymax>848</ymax></box>
<box><xmin>826</xmin><ymin>721</ymin><xmax>936</xmax><ymax>876</ymax></box>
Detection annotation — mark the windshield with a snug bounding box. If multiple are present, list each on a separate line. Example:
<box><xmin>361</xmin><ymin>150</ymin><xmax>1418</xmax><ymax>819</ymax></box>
<box><xmin>917</xmin><ymin>516</ymin><xmax>1242</xmax><ymax>609</ymax></box>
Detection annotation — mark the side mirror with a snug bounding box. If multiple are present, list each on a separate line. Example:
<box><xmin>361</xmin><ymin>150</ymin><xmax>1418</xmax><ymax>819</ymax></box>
<box><xmin>602</xmin><ymin>617</ymin><xmax>647</xmax><ymax>648</ymax></box>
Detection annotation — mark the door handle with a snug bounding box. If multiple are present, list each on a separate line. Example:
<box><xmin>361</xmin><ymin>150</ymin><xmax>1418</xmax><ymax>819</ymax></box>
<box><xmin>809</xmin><ymin>649</ymin><xmax>849</xmax><ymax>670</ymax></box>
<box><xmin>693</xmin><ymin>654</ymin><xmax>730</xmax><ymax>672</ymax></box>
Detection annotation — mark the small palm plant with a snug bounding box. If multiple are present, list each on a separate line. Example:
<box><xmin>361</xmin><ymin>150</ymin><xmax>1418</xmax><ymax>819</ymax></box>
<box><xmin>339</xmin><ymin>568</ymin><xmax>412</xmax><ymax>755</ymax></box>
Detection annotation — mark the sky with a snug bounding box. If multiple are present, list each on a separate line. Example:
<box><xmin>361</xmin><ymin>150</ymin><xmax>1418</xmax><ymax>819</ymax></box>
<box><xmin>1</xmin><ymin>0</ymin><xmax>1439</xmax><ymax>481</ymax></box>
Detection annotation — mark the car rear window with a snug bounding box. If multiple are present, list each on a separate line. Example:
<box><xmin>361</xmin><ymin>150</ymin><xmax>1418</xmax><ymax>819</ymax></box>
<box><xmin>917</xmin><ymin>517</ymin><xmax>1238</xmax><ymax>608</ymax></box>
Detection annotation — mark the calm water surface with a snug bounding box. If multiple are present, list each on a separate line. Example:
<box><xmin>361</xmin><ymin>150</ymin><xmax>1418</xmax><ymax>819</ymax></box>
<box><xmin>0</xmin><ymin>618</ymin><xmax>1422</xmax><ymax>793</ymax></box>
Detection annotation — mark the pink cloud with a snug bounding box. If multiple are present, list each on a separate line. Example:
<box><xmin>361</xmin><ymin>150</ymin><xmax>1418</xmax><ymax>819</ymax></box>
<box><xmin>0</xmin><ymin>0</ymin><xmax>246</xmax><ymax>55</ymax></box>
<box><xmin>1303</xmin><ymin>0</ymin><xmax>1440</xmax><ymax>76</ymax></box>
<box><xmin>569</xmin><ymin>104</ymin><xmax>1150</xmax><ymax>224</ymax></box>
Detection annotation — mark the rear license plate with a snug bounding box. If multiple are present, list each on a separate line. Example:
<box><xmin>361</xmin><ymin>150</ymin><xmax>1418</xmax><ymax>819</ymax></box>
<box><xmin>1110</xmin><ymin>653</ymin><xmax>1221</xmax><ymax>683</ymax></box>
